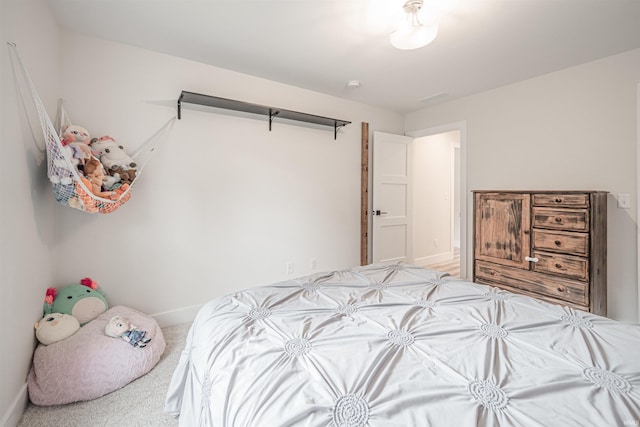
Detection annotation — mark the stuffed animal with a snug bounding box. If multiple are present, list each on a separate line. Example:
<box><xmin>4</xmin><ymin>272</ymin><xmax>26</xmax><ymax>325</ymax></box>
<box><xmin>90</xmin><ymin>136</ymin><xmax>137</xmax><ymax>172</ymax></box>
<box><xmin>61</xmin><ymin>125</ymin><xmax>90</xmax><ymax>146</ymax></box>
<box><xmin>60</xmin><ymin>125</ymin><xmax>93</xmax><ymax>168</ymax></box>
<box><xmin>105</xmin><ymin>316</ymin><xmax>151</xmax><ymax>348</ymax></box>
<box><xmin>82</xmin><ymin>156</ymin><xmax>104</xmax><ymax>177</ymax></box>
<box><xmin>102</xmin><ymin>171</ymin><xmax>121</xmax><ymax>190</ymax></box>
<box><xmin>52</xmin><ymin>182</ymin><xmax>76</xmax><ymax>202</ymax></box>
<box><xmin>82</xmin><ymin>156</ymin><xmax>117</xmax><ymax>199</ymax></box>
<box><xmin>107</xmin><ymin>166</ymin><xmax>137</xmax><ymax>186</ymax></box>
<box><xmin>34</xmin><ymin>313</ymin><xmax>80</xmax><ymax>345</ymax></box>
<box><xmin>43</xmin><ymin>278</ymin><xmax>108</xmax><ymax>325</ymax></box>
<box><xmin>71</xmin><ymin>181</ymin><xmax>99</xmax><ymax>213</ymax></box>
<box><xmin>97</xmin><ymin>183</ymin><xmax>131</xmax><ymax>213</ymax></box>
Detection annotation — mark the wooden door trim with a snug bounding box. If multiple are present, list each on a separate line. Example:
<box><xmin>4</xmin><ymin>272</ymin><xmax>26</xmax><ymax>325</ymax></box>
<box><xmin>361</xmin><ymin>122</ymin><xmax>369</xmax><ymax>266</ymax></box>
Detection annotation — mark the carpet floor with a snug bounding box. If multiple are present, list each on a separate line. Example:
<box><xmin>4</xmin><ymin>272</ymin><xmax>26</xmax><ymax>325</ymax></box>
<box><xmin>17</xmin><ymin>321</ymin><xmax>192</xmax><ymax>427</ymax></box>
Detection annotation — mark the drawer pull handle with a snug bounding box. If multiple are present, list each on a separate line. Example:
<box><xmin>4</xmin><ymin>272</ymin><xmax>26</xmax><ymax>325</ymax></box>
<box><xmin>554</xmin><ymin>240</ymin><xmax>562</xmax><ymax>246</ymax></box>
<box><xmin>557</xmin><ymin>287</ymin><xmax>565</xmax><ymax>292</ymax></box>
<box><xmin>555</xmin><ymin>198</ymin><xmax>563</xmax><ymax>203</ymax></box>
<box><xmin>525</xmin><ymin>256</ymin><xmax>539</xmax><ymax>263</ymax></box>
<box><xmin>555</xmin><ymin>263</ymin><xmax>562</xmax><ymax>269</ymax></box>
<box><xmin>554</xmin><ymin>217</ymin><xmax>563</xmax><ymax>223</ymax></box>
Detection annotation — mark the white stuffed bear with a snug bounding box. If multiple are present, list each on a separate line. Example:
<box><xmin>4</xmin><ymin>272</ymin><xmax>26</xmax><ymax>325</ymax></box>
<box><xmin>34</xmin><ymin>313</ymin><xmax>80</xmax><ymax>345</ymax></box>
<box><xmin>90</xmin><ymin>136</ymin><xmax>137</xmax><ymax>172</ymax></box>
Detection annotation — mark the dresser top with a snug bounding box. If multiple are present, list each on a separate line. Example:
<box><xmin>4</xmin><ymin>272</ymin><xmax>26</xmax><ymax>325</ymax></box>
<box><xmin>472</xmin><ymin>190</ymin><xmax>607</xmax><ymax>194</ymax></box>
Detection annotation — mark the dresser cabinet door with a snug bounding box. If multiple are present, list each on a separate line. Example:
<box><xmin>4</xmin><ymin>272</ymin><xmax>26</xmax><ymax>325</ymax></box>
<box><xmin>474</xmin><ymin>193</ymin><xmax>531</xmax><ymax>269</ymax></box>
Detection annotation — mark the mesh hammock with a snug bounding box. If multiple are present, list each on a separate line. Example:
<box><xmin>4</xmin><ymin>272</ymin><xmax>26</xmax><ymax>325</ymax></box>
<box><xmin>8</xmin><ymin>42</ymin><xmax>174</xmax><ymax>214</ymax></box>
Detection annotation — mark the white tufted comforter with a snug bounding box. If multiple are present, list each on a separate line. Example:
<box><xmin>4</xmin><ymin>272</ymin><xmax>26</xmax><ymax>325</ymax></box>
<box><xmin>165</xmin><ymin>263</ymin><xmax>640</xmax><ymax>426</ymax></box>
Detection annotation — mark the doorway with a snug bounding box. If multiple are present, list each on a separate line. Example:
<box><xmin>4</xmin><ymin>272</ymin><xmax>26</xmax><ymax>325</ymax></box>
<box><xmin>364</xmin><ymin>122</ymin><xmax>467</xmax><ymax>279</ymax></box>
<box><xmin>408</xmin><ymin>122</ymin><xmax>466</xmax><ymax>279</ymax></box>
<box><xmin>412</xmin><ymin>131</ymin><xmax>461</xmax><ymax>276</ymax></box>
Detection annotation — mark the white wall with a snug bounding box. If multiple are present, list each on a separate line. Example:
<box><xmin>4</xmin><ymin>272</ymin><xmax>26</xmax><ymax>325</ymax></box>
<box><xmin>1</xmin><ymin>19</ymin><xmax>402</xmax><ymax>424</ymax></box>
<box><xmin>413</xmin><ymin>132</ymin><xmax>456</xmax><ymax>265</ymax></box>
<box><xmin>1</xmin><ymin>0</ymin><xmax>60</xmax><ymax>425</ymax></box>
<box><xmin>406</xmin><ymin>48</ymin><xmax>640</xmax><ymax>322</ymax></box>
<box><xmin>52</xmin><ymin>32</ymin><xmax>404</xmax><ymax>323</ymax></box>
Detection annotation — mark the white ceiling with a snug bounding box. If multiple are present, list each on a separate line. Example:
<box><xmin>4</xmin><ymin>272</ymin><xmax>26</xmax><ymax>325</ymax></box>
<box><xmin>46</xmin><ymin>0</ymin><xmax>640</xmax><ymax>113</ymax></box>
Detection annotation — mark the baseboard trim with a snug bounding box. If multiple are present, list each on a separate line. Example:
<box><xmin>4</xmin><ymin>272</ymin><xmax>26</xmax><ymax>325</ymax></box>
<box><xmin>1</xmin><ymin>382</ymin><xmax>28</xmax><ymax>427</ymax></box>
<box><xmin>415</xmin><ymin>251</ymin><xmax>454</xmax><ymax>267</ymax></box>
<box><xmin>151</xmin><ymin>304</ymin><xmax>203</xmax><ymax>328</ymax></box>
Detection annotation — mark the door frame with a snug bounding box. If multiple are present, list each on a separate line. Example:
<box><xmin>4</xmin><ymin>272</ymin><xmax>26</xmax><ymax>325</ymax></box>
<box><xmin>360</xmin><ymin>121</ymin><xmax>468</xmax><ymax>279</ymax></box>
<box><xmin>361</xmin><ymin>122</ymin><xmax>369</xmax><ymax>266</ymax></box>
<box><xmin>407</xmin><ymin>121</ymin><xmax>467</xmax><ymax>279</ymax></box>
<box><xmin>636</xmin><ymin>83</ymin><xmax>640</xmax><ymax>322</ymax></box>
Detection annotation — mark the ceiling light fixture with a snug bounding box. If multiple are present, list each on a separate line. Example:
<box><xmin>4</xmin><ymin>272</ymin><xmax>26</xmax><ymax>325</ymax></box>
<box><xmin>390</xmin><ymin>0</ymin><xmax>438</xmax><ymax>50</ymax></box>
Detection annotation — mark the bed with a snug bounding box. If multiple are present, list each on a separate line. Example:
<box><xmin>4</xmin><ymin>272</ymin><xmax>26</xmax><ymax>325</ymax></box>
<box><xmin>165</xmin><ymin>263</ymin><xmax>640</xmax><ymax>426</ymax></box>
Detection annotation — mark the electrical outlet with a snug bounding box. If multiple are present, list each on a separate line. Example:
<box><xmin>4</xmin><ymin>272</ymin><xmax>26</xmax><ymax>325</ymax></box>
<box><xmin>309</xmin><ymin>257</ymin><xmax>317</xmax><ymax>270</ymax></box>
<box><xmin>286</xmin><ymin>262</ymin><xmax>294</xmax><ymax>275</ymax></box>
<box><xmin>618</xmin><ymin>194</ymin><xmax>631</xmax><ymax>209</ymax></box>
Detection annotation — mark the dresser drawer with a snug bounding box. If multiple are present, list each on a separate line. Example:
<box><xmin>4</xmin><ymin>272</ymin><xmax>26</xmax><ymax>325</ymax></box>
<box><xmin>532</xmin><ymin>229</ymin><xmax>589</xmax><ymax>256</ymax></box>
<box><xmin>533</xmin><ymin>193</ymin><xmax>589</xmax><ymax>208</ymax></box>
<box><xmin>532</xmin><ymin>251</ymin><xmax>588</xmax><ymax>281</ymax></box>
<box><xmin>475</xmin><ymin>261</ymin><xmax>589</xmax><ymax>305</ymax></box>
<box><xmin>475</xmin><ymin>279</ymin><xmax>589</xmax><ymax>312</ymax></box>
<box><xmin>532</xmin><ymin>207</ymin><xmax>589</xmax><ymax>231</ymax></box>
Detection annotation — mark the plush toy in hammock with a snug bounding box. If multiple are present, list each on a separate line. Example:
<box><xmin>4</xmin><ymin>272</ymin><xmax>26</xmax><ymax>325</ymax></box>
<box><xmin>90</xmin><ymin>136</ymin><xmax>137</xmax><ymax>172</ymax></box>
<box><xmin>43</xmin><ymin>277</ymin><xmax>108</xmax><ymax>325</ymax></box>
<box><xmin>59</xmin><ymin>125</ymin><xmax>93</xmax><ymax>170</ymax></box>
<box><xmin>81</xmin><ymin>156</ymin><xmax>117</xmax><ymax>199</ymax></box>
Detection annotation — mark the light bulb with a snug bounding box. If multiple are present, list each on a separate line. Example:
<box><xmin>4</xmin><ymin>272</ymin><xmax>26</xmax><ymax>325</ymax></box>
<box><xmin>390</xmin><ymin>23</ymin><xmax>438</xmax><ymax>50</ymax></box>
<box><xmin>390</xmin><ymin>0</ymin><xmax>438</xmax><ymax>50</ymax></box>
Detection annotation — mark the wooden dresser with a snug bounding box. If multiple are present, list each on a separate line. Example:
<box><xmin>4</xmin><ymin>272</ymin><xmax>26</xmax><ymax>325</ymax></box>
<box><xmin>473</xmin><ymin>191</ymin><xmax>607</xmax><ymax>316</ymax></box>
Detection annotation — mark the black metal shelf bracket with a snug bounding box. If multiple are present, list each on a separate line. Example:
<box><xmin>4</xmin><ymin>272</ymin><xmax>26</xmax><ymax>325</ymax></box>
<box><xmin>177</xmin><ymin>91</ymin><xmax>350</xmax><ymax>140</ymax></box>
<box><xmin>268</xmin><ymin>109</ymin><xmax>280</xmax><ymax>131</ymax></box>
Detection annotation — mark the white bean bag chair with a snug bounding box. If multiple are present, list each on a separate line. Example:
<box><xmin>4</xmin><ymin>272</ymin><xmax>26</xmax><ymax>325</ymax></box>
<box><xmin>27</xmin><ymin>305</ymin><xmax>165</xmax><ymax>406</ymax></box>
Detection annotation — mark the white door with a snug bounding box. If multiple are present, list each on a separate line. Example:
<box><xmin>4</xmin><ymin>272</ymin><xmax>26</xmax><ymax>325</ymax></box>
<box><xmin>372</xmin><ymin>131</ymin><xmax>413</xmax><ymax>263</ymax></box>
